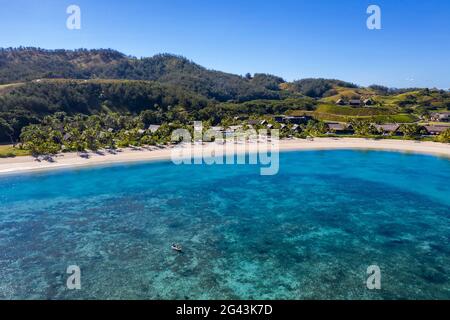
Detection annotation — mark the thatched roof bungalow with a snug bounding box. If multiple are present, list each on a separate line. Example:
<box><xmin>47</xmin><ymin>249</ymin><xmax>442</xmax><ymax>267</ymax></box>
<box><xmin>326</xmin><ymin>122</ymin><xmax>353</xmax><ymax>134</ymax></box>
<box><xmin>424</xmin><ymin>125</ymin><xmax>449</xmax><ymax>135</ymax></box>
<box><xmin>374</xmin><ymin>124</ymin><xmax>400</xmax><ymax>135</ymax></box>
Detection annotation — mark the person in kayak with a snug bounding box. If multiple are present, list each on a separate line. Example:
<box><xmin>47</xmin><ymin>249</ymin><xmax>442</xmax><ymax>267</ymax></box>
<box><xmin>171</xmin><ymin>243</ymin><xmax>182</xmax><ymax>252</ymax></box>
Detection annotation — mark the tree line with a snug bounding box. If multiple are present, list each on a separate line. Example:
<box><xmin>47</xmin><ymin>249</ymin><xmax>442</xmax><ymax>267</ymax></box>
<box><xmin>17</xmin><ymin>112</ymin><xmax>450</xmax><ymax>156</ymax></box>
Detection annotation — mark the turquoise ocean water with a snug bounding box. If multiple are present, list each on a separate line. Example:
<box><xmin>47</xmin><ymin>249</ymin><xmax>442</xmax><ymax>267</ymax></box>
<box><xmin>0</xmin><ymin>150</ymin><xmax>449</xmax><ymax>299</ymax></box>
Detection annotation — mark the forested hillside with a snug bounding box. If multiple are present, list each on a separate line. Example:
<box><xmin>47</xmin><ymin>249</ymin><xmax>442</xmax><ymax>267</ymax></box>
<box><xmin>0</xmin><ymin>48</ymin><xmax>285</xmax><ymax>102</ymax></box>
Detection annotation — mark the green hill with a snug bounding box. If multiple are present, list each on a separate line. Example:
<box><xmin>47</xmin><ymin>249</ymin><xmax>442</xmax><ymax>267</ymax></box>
<box><xmin>0</xmin><ymin>48</ymin><xmax>284</xmax><ymax>102</ymax></box>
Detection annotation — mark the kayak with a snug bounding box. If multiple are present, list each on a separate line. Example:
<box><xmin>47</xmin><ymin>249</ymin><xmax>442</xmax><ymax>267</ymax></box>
<box><xmin>171</xmin><ymin>244</ymin><xmax>182</xmax><ymax>252</ymax></box>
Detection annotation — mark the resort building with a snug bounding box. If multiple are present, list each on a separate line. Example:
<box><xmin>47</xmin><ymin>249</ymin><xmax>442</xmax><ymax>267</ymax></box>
<box><xmin>424</xmin><ymin>125</ymin><xmax>449</xmax><ymax>135</ymax></box>
<box><xmin>336</xmin><ymin>98</ymin><xmax>373</xmax><ymax>107</ymax></box>
<box><xmin>247</xmin><ymin>119</ymin><xmax>270</xmax><ymax>127</ymax></box>
<box><xmin>326</xmin><ymin>122</ymin><xmax>353</xmax><ymax>134</ymax></box>
<box><xmin>148</xmin><ymin>124</ymin><xmax>161</xmax><ymax>133</ymax></box>
<box><xmin>284</xmin><ymin>116</ymin><xmax>311</xmax><ymax>124</ymax></box>
<box><xmin>274</xmin><ymin>116</ymin><xmax>285</xmax><ymax>123</ymax></box>
<box><xmin>430</xmin><ymin>112</ymin><xmax>450</xmax><ymax>122</ymax></box>
<box><xmin>336</xmin><ymin>99</ymin><xmax>346</xmax><ymax>105</ymax></box>
<box><xmin>273</xmin><ymin>115</ymin><xmax>311</xmax><ymax>124</ymax></box>
<box><xmin>374</xmin><ymin>124</ymin><xmax>400</xmax><ymax>135</ymax></box>
<box><xmin>349</xmin><ymin>99</ymin><xmax>362</xmax><ymax>106</ymax></box>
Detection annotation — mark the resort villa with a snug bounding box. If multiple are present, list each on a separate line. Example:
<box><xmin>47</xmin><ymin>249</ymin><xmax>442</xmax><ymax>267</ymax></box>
<box><xmin>430</xmin><ymin>112</ymin><xmax>450</xmax><ymax>122</ymax></box>
<box><xmin>424</xmin><ymin>125</ymin><xmax>449</xmax><ymax>135</ymax></box>
<box><xmin>349</xmin><ymin>99</ymin><xmax>362</xmax><ymax>106</ymax></box>
<box><xmin>374</xmin><ymin>124</ymin><xmax>401</xmax><ymax>136</ymax></box>
<box><xmin>274</xmin><ymin>115</ymin><xmax>312</xmax><ymax>124</ymax></box>
<box><xmin>326</xmin><ymin>123</ymin><xmax>354</xmax><ymax>135</ymax></box>
<box><xmin>336</xmin><ymin>99</ymin><xmax>374</xmax><ymax>107</ymax></box>
<box><xmin>148</xmin><ymin>124</ymin><xmax>161</xmax><ymax>133</ymax></box>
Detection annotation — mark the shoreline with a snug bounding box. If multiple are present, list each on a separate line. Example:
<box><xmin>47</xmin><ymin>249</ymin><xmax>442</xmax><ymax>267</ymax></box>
<box><xmin>0</xmin><ymin>138</ymin><xmax>449</xmax><ymax>176</ymax></box>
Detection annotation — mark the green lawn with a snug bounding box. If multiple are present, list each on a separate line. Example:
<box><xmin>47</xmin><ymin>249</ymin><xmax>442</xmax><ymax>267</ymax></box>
<box><xmin>310</xmin><ymin>104</ymin><xmax>418</xmax><ymax>123</ymax></box>
<box><xmin>316</xmin><ymin>104</ymin><xmax>392</xmax><ymax>116</ymax></box>
<box><xmin>311</xmin><ymin>112</ymin><xmax>417</xmax><ymax>124</ymax></box>
<box><xmin>418</xmin><ymin>122</ymin><xmax>450</xmax><ymax>126</ymax></box>
<box><xmin>0</xmin><ymin>145</ymin><xmax>30</xmax><ymax>158</ymax></box>
<box><xmin>370</xmin><ymin>114</ymin><xmax>418</xmax><ymax>123</ymax></box>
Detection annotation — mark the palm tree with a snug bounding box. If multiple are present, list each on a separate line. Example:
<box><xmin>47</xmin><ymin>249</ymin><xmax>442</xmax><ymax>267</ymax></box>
<box><xmin>399</xmin><ymin>124</ymin><xmax>424</xmax><ymax>138</ymax></box>
<box><xmin>0</xmin><ymin>118</ymin><xmax>16</xmax><ymax>146</ymax></box>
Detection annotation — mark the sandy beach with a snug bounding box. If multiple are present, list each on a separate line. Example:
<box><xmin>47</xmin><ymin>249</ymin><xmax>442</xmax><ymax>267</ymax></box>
<box><xmin>0</xmin><ymin>138</ymin><xmax>449</xmax><ymax>176</ymax></box>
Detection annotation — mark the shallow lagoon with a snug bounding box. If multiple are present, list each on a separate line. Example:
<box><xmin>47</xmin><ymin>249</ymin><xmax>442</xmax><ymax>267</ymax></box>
<box><xmin>0</xmin><ymin>150</ymin><xmax>449</xmax><ymax>299</ymax></box>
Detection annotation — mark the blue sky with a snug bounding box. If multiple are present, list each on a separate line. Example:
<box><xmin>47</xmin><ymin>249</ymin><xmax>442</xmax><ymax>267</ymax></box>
<box><xmin>0</xmin><ymin>0</ymin><xmax>449</xmax><ymax>88</ymax></box>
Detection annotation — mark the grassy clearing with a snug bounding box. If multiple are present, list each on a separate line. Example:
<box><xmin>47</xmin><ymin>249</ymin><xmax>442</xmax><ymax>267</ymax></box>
<box><xmin>316</xmin><ymin>104</ymin><xmax>392</xmax><ymax>116</ymax></box>
<box><xmin>310</xmin><ymin>104</ymin><xmax>418</xmax><ymax>123</ymax></box>
<box><xmin>0</xmin><ymin>145</ymin><xmax>30</xmax><ymax>158</ymax></box>
<box><xmin>290</xmin><ymin>109</ymin><xmax>417</xmax><ymax>123</ymax></box>
<box><xmin>311</xmin><ymin>113</ymin><xmax>417</xmax><ymax>123</ymax></box>
<box><xmin>370</xmin><ymin>114</ymin><xmax>418</xmax><ymax>123</ymax></box>
<box><xmin>418</xmin><ymin>122</ymin><xmax>450</xmax><ymax>126</ymax></box>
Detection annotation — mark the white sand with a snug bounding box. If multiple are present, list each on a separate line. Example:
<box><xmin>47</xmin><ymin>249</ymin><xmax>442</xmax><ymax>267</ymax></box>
<box><xmin>0</xmin><ymin>138</ymin><xmax>449</xmax><ymax>176</ymax></box>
